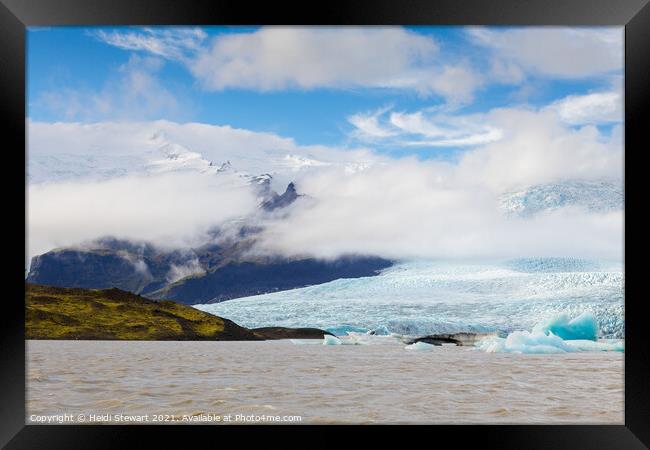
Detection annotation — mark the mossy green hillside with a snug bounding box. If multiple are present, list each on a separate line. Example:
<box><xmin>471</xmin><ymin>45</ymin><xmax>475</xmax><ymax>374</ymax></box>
<box><xmin>26</xmin><ymin>284</ymin><xmax>261</xmax><ymax>340</ymax></box>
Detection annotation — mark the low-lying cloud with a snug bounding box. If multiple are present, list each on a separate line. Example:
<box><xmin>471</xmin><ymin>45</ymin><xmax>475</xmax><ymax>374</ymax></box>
<box><xmin>254</xmin><ymin>161</ymin><xmax>623</xmax><ymax>261</ymax></box>
<box><xmin>27</xmin><ymin>172</ymin><xmax>259</xmax><ymax>259</ymax></box>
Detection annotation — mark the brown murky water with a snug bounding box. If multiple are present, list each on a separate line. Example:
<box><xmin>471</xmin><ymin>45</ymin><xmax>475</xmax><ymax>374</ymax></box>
<box><xmin>26</xmin><ymin>340</ymin><xmax>624</xmax><ymax>424</ymax></box>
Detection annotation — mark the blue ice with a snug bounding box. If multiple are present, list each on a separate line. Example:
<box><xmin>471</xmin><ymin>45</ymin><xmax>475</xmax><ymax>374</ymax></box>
<box><xmin>532</xmin><ymin>311</ymin><xmax>599</xmax><ymax>341</ymax></box>
<box><xmin>476</xmin><ymin>311</ymin><xmax>624</xmax><ymax>354</ymax></box>
<box><xmin>323</xmin><ymin>335</ymin><xmax>342</xmax><ymax>345</ymax></box>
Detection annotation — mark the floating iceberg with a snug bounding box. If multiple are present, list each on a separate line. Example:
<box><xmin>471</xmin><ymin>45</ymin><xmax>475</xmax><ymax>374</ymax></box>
<box><xmin>477</xmin><ymin>311</ymin><xmax>624</xmax><ymax>354</ymax></box>
<box><xmin>323</xmin><ymin>335</ymin><xmax>342</xmax><ymax>345</ymax></box>
<box><xmin>532</xmin><ymin>311</ymin><xmax>598</xmax><ymax>341</ymax></box>
<box><xmin>477</xmin><ymin>330</ymin><xmax>573</xmax><ymax>354</ymax></box>
<box><xmin>405</xmin><ymin>341</ymin><xmax>435</xmax><ymax>351</ymax></box>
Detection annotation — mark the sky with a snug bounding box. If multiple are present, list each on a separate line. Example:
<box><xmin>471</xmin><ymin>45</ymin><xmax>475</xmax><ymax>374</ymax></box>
<box><xmin>28</xmin><ymin>26</ymin><xmax>623</xmax><ymax>158</ymax></box>
<box><xmin>26</xmin><ymin>26</ymin><xmax>624</xmax><ymax>262</ymax></box>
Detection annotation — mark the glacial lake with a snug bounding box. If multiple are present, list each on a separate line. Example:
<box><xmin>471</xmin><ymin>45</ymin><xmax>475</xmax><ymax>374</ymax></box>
<box><xmin>27</xmin><ymin>339</ymin><xmax>623</xmax><ymax>424</ymax></box>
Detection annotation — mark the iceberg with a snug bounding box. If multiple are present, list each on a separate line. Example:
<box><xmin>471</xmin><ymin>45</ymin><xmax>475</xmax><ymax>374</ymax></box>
<box><xmin>405</xmin><ymin>341</ymin><xmax>435</xmax><ymax>351</ymax></box>
<box><xmin>323</xmin><ymin>335</ymin><xmax>342</xmax><ymax>345</ymax></box>
<box><xmin>476</xmin><ymin>311</ymin><xmax>624</xmax><ymax>354</ymax></box>
<box><xmin>533</xmin><ymin>311</ymin><xmax>599</xmax><ymax>341</ymax></box>
<box><xmin>477</xmin><ymin>330</ymin><xmax>573</xmax><ymax>354</ymax></box>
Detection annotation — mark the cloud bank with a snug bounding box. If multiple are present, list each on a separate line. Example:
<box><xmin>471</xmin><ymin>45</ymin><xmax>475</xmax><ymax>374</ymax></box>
<box><xmin>255</xmin><ymin>161</ymin><xmax>622</xmax><ymax>261</ymax></box>
<box><xmin>468</xmin><ymin>27</ymin><xmax>623</xmax><ymax>79</ymax></box>
<box><xmin>27</xmin><ymin>172</ymin><xmax>259</xmax><ymax>258</ymax></box>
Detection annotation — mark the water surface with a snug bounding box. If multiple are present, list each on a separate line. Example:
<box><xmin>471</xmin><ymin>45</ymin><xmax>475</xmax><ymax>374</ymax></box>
<box><xmin>27</xmin><ymin>340</ymin><xmax>623</xmax><ymax>424</ymax></box>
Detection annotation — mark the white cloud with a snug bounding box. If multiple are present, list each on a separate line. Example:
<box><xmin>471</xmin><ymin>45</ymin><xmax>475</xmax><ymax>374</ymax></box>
<box><xmin>253</xmin><ymin>105</ymin><xmax>623</xmax><ymax>261</ymax></box>
<box><xmin>348</xmin><ymin>107</ymin><xmax>503</xmax><ymax>148</ymax></box>
<box><xmin>488</xmin><ymin>58</ymin><xmax>525</xmax><ymax>84</ymax></box>
<box><xmin>348</xmin><ymin>106</ymin><xmax>400</xmax><ymax>140</ymax></box>
<box><xmin>190</xmin><ymin>27</ymin><xmax>437</xmax><ymax>90</ymax></box>
<box><xmin>27</xmin><ymin>172</ymin><xmax>259</xmax><ymax>259</ymax></box>
<box><xmin>37</xmin><ymin>55</ymin><xmax>183</xmax><ymax>121</ymax></box>
<box><xmin>92</xmin><ymin>27</ymin><xmax>207</xmax><ymax>62</ymax></box>
<box><xmin>422</xmin><ymin>64</ymin><xmax>484</xmax><ymax>106</ymax></box>
<box><xmin>96</xmin><ymin>26</ymin><xmax>483</xmax><ymax>106</ymax></box>
<box><xmin>544</xmin><ymin>91</ymin><xmax>622</xmax><ymax>125</ymax></box>
<box><xmin>455</xmin><ymin>108</ymin><xmax>622</xmax><ymax>191</ymax></box>
<box><xmin>254</xmin><ymin>161</ymin><xmax>622</xmax><ymax>261</ymax></box>
<box><xmin>167</xmin><ymin>257</ymin><xmax>206</xmax><ymax>283</ymax></box>
<box><xmin>468</xmin><ymin>27</ymin><xmax>623</xmax><ymax>79</ymax></box>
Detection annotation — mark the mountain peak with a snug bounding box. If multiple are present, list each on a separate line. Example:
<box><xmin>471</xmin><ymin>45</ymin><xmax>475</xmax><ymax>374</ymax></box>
<box><xmin>217</xmin><ymin>161</ymin><xmax>233</xmax><ymax>172</ymax></box>
<box><xmin>261</xmin><ymin>182</ymin><xmax>300</xmax><ymax>211</ymax></box>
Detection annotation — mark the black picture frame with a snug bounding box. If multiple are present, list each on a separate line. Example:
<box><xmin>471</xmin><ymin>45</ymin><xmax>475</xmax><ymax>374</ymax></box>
<box><xmin>2</xmin><ymin>0</ymin><xmax>648</xmax><ymax>447</ymax></box>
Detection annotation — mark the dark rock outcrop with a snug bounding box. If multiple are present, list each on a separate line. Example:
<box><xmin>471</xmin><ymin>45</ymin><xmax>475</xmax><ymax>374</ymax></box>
<box><xmin>404</xmin><ymin>332</ymin><xmax>498</xmax><ymax>346</ymax></box>
<box><xmin>261</xmin><ymin>182</ymin><xmax>299</xmax><ymax>211</ymax></box>
<box><xmin>252</xmin><ymin>327</ymin><xmax>335</xmax><ymax>340</ymax></box>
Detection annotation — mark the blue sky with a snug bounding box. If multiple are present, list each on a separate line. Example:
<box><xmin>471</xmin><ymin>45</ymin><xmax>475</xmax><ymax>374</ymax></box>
<box><xmin>27</xmin><ymin>26</ymin><xmax>623</xmax><ymax>160</ymax></box>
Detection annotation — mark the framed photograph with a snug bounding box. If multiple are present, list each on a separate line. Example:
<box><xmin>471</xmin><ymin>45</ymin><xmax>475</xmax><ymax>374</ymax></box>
<box><xmin>2</xmin><ymin>0</ymin><xmax>648</xmax><ymax>447</ymax></box>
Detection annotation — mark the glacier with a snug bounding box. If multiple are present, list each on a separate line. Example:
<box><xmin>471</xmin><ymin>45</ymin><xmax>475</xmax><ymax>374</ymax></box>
<box><xmin>195</xmin><ymin>258</ymin><xmax>624</xmax><ymax>339</ymax></box>
<box><xmin>498</xmin><ymin>180</ymin><xmax>623</xmax><ymax>217</ymax></box>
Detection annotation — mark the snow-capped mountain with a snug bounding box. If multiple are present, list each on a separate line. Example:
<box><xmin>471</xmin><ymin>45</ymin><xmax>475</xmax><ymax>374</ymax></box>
<box><xmin>27</xmin><ymin>121</ymin><xmax>377</xmax><ymax>187</ymax></box>
<box><xmin>499</xmin><ymin>180</ymin><xmax>623</xmax><ymax>217</ymax></box>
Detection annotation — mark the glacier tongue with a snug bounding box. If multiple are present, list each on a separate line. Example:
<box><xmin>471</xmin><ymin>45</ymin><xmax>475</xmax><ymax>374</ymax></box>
<box><xmin>195</xmin><ymin>259</ymin><xmax>624</xmax><ymax>339</ymax></box>
<box><xmin>499</xmin><ymin>180</ymin><xmax>623</xmax><ymax>217</ymax></box>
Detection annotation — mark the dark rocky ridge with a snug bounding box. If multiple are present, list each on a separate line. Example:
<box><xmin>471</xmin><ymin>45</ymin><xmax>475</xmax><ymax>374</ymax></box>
<box><xmin>26</xmin><ymin>241</ymin><xmax>392</xmax><ymax>305</ymax></box>
<box><xmin>261</xmin><ymin>182</ymin><xmax>299</xmax><ymax>211</ymax></box>
<box><xmin>149</xmin><ymin>256</ymin><xmax>392</xmax><ymax>304</ymax></box>
<box><xmin>252</xmin><ymin>327</ymin><xmax>334</xmax><ymax>340</ymax></box>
